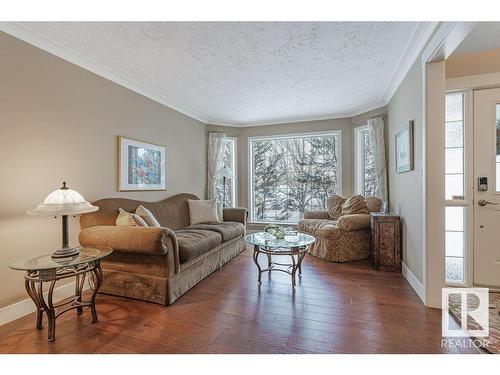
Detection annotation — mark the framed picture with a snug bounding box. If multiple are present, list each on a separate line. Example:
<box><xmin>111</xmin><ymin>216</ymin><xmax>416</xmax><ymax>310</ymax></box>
<box><xmin>117</xmin><ymin>136</ymin><xmax>166</xmax><ymax>191</ymax></box>
<box><xmin>395</xmin><ymin>120</ymin><xmax>414</xmax><ymax>173</ymax></box>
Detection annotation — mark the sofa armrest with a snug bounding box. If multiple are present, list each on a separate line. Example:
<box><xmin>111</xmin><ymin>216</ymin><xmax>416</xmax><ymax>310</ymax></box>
<box><xmin>336</xmin><ymin>214</ymin><xmax>371</xmax><ymax>231</ymax></box>
<box><xmin>223</xmin><ymin>207</ymin><xmax>247</xmax><ymax>225</ymax></box>
<box><xmin>79</xmin><ymin>226</ymin><xmax>177</xmax><ymax>257</ymax></box>
<box><xmin>303</xmin><ymin>210</ymin><xmax>330</xmax><ymax>219</ymax></box>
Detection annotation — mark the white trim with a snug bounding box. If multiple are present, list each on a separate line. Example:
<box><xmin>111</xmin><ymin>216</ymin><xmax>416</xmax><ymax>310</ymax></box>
<box><xmin>402</xmin><ymin>261</ymin><xmax>425</xmax><ymax>303</ymax></box>
<box><xmin>1</xmin><ymin>22</ymin><xmax>437</xmax><ymax>129</ymax></box>
<box><xmin>446</xmin><ymin>72</ymin><xmax>500</xmax><ymax>91</ymax></box>
<box><xmin>380</xmin><ymin>22</ymin><xmax>439</xmax><ymax>104</ymax></box>
<box><xmin>247</xmin><ymin>130</ymin><xmax>342</xmax><ymax>223</ymax></box>
<box><xmin>0</xmin><ymin>22</ymin><xmax>210</xmax><ymax>124</ymax></box>
<box><xmin>0</xmin><ymin>281</ymin><xmax>90</xmax><ymax>327</ymax></box>
<box><xmin>421</xmin><ymin>22</ymin><xmax>477</xmax><ymax>65</ymax></box>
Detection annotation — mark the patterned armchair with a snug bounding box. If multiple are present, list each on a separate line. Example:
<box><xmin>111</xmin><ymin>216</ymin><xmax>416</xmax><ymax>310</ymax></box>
<box><xmin>298</xmin><ymin>195</ymin><xmax>382</xmax><ymax>262</ymax></box>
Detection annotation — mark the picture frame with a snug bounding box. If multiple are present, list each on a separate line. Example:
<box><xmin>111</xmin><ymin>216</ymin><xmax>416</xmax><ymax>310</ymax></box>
<box><xmin>117</xmin><ymin>136</ymin><xmax>166</xmax><ymax>191</ymax></box>
<box><xmin>395</xmin><ymin>120</ymin><xmax>414</xmax><ymax>173</ymax></box>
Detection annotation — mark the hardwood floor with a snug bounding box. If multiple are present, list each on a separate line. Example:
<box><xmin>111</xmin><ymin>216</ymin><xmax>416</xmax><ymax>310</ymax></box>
<box><xmin>0</xmin><ymin>247</ymin><xmax>477</xmax><ymax>353</ymax></box>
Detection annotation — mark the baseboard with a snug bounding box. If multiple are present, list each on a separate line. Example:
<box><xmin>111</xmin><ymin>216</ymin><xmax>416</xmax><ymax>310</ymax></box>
<box><xmin>0</xmin><ymin>281</ymin><xmax>89</xmax><ymax>326</ymax></box>
<box><xmin>402</xmin><ymin>261</ymin><xmax>425</xmax><ymax>303</ymax></box>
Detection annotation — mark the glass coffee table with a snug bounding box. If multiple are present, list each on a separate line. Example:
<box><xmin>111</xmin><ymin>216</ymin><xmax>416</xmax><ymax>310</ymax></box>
<box><xmin>245</xmin><ymin>232</ymin><xmax>315</xmax><ymax>287</ymax></box>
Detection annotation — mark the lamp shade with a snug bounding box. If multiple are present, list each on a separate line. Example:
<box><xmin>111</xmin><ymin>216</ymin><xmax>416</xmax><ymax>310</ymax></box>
<box><xmin>217</xmin><ymin>166</ymin><xmax>234</xmax><ymax>178</ymax></box>
<box><xmin>27</xmin><ymin>182</ymin><xmax>98</xmax><ymax>216</ymax></box>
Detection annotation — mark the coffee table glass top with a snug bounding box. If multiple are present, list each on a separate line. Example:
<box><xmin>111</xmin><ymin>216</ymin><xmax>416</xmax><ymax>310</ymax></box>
<box><xmin>245</xmin><ymin>232</ymin><xmax>315</xmax><ymax>248</ymax></box>
<box><xmin>10</xmin><ymin>246</ymin><xmax>113</xmax><ymax>271</ymax></box>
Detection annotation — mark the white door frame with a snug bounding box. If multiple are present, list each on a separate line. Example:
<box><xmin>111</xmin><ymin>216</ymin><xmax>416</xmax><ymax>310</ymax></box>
<box><xmin>421</xmin><ymin>22</ymin><xmax>477</xmax><ymax>307</ymax></box>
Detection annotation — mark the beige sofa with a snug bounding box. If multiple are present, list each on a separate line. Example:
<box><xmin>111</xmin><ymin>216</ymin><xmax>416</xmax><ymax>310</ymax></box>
<box><xmin>79</xmin><ymin>193</ymin><xmax>247</xmax><ymax>305</ymax></box>
<box><xmin>298</xmin><ymin>195</ymin><xmax>382</xmax><ymax>262</ymax></box>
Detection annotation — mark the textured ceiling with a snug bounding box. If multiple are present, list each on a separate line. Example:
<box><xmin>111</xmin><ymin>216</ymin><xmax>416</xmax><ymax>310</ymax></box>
<box><xmin>9</xmin><ymin>22</ymin><xmax>428</xmax><ymax>126</ymax></box>
<box><xmin>453</xmin><ymin>22</ymin><xmax>500</xmax><ymax>56</ymax></box>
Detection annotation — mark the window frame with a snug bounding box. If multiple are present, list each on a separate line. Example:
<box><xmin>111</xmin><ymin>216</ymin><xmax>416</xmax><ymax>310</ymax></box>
<box><xmin>444</xmin><ymin>90</ymin><xmax>473</xmax><ymax>287</ymax></box>
<box><xmin>247</xmin><ymin>130</ymin><xmax>342</xmax><ymax>224</ymax></box>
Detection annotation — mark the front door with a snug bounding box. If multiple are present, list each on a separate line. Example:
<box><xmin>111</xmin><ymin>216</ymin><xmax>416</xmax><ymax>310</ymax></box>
<box><xmin>473</xmin><ymin>88</ymin><xmax>500</xmax><ymax>287</ymax></box>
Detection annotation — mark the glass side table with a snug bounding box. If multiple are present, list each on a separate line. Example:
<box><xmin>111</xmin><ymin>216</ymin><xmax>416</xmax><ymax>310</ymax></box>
<box><xmin>245</xmin><ymin>232</ymin><xmax>315</xmax><ymax>287</ymax></box>
<box><xmin>10</xmin><ymin>246</ymin><xmax>112</xmax><ymax>341</ymax></box>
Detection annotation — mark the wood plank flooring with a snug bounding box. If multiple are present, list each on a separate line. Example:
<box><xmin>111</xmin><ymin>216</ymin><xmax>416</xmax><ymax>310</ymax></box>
<box><xmin>0</xmin><ymin>247</ymin><xmax>478</xmax><ymax>353</ymax></box>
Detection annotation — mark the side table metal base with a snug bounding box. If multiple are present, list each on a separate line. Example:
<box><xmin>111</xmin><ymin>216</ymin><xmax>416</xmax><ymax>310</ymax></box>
<box><xmin>24</xmin><ymin>262</ymin><xmax>104</xmax><ymax>342</ymax></box>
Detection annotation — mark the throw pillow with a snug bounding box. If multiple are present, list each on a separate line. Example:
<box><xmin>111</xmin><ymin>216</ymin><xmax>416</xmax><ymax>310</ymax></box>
<box><xmin>326</xmin><ymin>195</ymin><xmax>346</xmax><ymax>220</ymax></box>
<box><xmin>341</xmin><ymin>195</ymin><xmax>369</xmax><ymax>215</ymax></box>
<box><xmin>217</xmin><ymin>201</ymin><xmax>224</xmax><ymax>221</ymax></box>
<box><xmin>116</xmin><ymin>208</ymin><xmax>148</xmax><ymax>227</ymax></box>
<box><xmin>188</xmin><ymin>199</ymin><xmax>220</xmax><ymax>225</ymax></box>
<box><xmin>135</xmin><ymin>205</ymin><xmax>161</xmax><ymax>227</ymax></box>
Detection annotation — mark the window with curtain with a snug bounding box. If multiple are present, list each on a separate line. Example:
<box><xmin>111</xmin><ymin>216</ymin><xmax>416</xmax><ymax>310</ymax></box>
<box><xmin>355</xmin><ymin>126</ymin><xmax>376</xmax><ymax>196</ymax></box>
<box><xmin>215</xmin><ymin>137</ymin><xmax>237</xmax><ymax>207</ymax></box>
<box><xmin>249</xmin><ymin>131</ymin><xmax>341</xmax><ymax>223</ymax></box>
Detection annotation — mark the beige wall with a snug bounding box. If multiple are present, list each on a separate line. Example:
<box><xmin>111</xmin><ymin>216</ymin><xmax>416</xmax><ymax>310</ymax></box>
<box><xmin>387</xmin><ymin>59</ymin><xmax>424</xmax><ymax>283</ymax></box>
<box><xmin>0</xmin><ymin>32</ymin><xmax>207</xmax><ymax>308</ymax></box>
<box><xmin>446</xmin><ymin>48</ymin><xmax>500</xmax><ymax>78</ymax></box>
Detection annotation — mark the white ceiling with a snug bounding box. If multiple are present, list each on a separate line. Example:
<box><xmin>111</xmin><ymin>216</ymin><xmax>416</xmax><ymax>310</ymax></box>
<box><xmin>453</xmin><ymin>22</ymin><xmax>500</xmax><ymax>56</ymax></box>
<box><xmin>1</xmin><ymin>22</ymin><xmax>436</xmax><ymax>126</ymax></box>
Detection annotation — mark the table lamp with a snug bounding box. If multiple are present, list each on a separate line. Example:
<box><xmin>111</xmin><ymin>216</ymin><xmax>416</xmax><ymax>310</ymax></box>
<box><xmin>217</xmin><ymin>166</ymin><xmax>234</xmax><ymax>207</ymax></box>
<box><xmin>27</xmin><ymin>182</ymin><xmax>99</xmax><ymax>258</ymax></box>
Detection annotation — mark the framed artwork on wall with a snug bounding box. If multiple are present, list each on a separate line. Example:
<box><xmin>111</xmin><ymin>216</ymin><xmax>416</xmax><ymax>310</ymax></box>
<box><xmin>117</xmin><ymin>136</ymin><xmax>166</xmax><ymax>191</ymax></box>
<box><xmin>395</xmin><ymin>120</ymin><xmax>414</xmax><ymax>173</ymax></box>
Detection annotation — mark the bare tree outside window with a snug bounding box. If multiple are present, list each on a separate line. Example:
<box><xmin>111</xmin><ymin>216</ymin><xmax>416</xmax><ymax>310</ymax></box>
<box><xmin>250</xmin><ymin>133</ymin><xmax>340</xmax><ymax>222</ymax></box>
<box><xmin>362</xmin><ymin>130</ymin><xmax>376</xmax><ymax>196</ymax></box>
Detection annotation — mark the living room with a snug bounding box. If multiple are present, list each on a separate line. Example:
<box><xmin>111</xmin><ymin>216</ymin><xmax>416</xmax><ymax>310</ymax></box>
<box><xmin>1</xmin><ymin>0</ymin><xmax>499</xmax><ymax>371</ymax></box>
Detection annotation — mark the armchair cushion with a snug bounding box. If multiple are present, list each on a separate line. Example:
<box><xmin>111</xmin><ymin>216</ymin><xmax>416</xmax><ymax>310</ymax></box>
<box><xmin>79</xmin><ymin>226</ymin><xmax>176</xmax><ymax>256</ymax></box>
<box><xmin>187</xmin><ymin>222</ymin><xmax>245</xmax><ymax>242</ymax></box>
<box><xmin>326</xmin><ymin>195</ymin><xmax>346</xmax><ymax>219</ymax></box>
<box><xmin>341</xmin><ymin>195</ymin><xmax>369</xmax><ymax>215</ymax></box>
<box><xmin>297</xmin><ymin>219</ymin><xmax>341</xmax><ymax>240</ymax></box>
<box><xmin>303</xmin><ymin>210</ymin><xmax>330</xmax><ymax>219</ymax></box>
<box><xmin>336</xmin><ymin>214</ymin><xmax>371</xmax><ymax>231</ymax></box>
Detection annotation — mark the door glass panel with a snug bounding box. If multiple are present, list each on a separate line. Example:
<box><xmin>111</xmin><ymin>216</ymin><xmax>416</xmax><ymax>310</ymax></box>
<box><xmin>445</xmin><ymin>93</ymin><xmax>464</xmax><ymax>200</ymax></box>
<box><xmin>445</xmin><ymin>206</ymin><xmax>465</xmax><ymax>283</ymax></box>
<box><xmin>446</xmin><ymin>257</ymin><xmax>464</xmax><ymax>283</ymax></box>
<box><xmin>445</xmin><ymin>148</ymin><xmax>463</xmax><ymax>174</ymax></box>
<box><xmin>496</xmin><ymin>104</ymin><xmax>500</xmax><ymax>191</ymax></box>
<box><xmin>445</xmin><ymin>174</ymin><xmax>464</xmax><ymax>200</ymax></box>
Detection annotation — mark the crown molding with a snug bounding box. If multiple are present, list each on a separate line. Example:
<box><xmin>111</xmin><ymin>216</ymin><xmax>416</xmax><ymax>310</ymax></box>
<box><xmin>0</xmin><ymin>22</ymin><xmax>210</xmax><ymax>124</ymax></box>
<box><xmin>208</xmin><ymin>99</ymin><xmax>387</xmax><ymax>127</ymax></box>
<box><xmin>379</xmin><ymin>22</ymin><xmax>439</xmax><ymax>105</ymax></box>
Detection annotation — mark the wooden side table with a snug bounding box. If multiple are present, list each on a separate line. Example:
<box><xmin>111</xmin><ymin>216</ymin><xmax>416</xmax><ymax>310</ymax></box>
<box><xmin>10</xmin><ymin>246</ymin><xmax>112</xmax><ymax>341</ymax></box>
<box><xmin>370</xmin><ymin>213</ymin><xmax>401</xmax><ymax>272</ymax></box>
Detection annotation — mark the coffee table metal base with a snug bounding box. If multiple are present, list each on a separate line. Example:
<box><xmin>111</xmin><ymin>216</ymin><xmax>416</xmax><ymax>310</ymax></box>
<box><xmin>252</xmin><ymin>244</ymin><xmax>308</xmax><ymax>287</ymax></box>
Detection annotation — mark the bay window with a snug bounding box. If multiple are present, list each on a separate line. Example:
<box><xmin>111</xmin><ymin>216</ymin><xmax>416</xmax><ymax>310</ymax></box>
<box><xmin>249</xmin><ymin>131</ymin><xmax>341</xmax><ymax>223</ymax></box>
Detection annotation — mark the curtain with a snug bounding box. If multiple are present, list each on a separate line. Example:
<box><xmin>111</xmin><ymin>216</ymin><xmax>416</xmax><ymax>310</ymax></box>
<box><xmin>207</xmin><ymin>132</ymin><xmax>226</xmax><ymax>199</ymax></box>
<box><xmin>367</xmin><ymin>116</ymin><xmax>388</xmax><ymax>202</ymax></box>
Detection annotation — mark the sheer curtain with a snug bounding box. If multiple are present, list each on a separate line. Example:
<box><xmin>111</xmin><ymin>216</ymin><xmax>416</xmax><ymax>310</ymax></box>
<box><xmin>207</xmin><ymin>132</ymin><xmax>226</xmax><ymax>199</ymax></box>
<box><xmin>367</xmin><ymin>116</ymin><xmax>388</xmax><ymax>202</ymax></box>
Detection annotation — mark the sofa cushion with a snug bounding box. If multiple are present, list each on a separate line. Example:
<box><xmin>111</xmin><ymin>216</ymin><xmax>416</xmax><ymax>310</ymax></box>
<box><xmin>297</xmin><ymin>219</ymin><xmax>341</xmax><ymax>240</ymax></box>
<box><xmin>135</xmin><ymin>205</ymin><xmax>161</xmax><ymax>227</ymax></box>
<box><xmin>188</xmin><ymin>199</ymin><xmax>220</xmax><ymax>225</ymax></box>
<box><xmin>116</xmin><ymin>208</ymin><xmax>148</xmax><ymax>227</ymax></box>
<box><xmin>175</xmin><ymin>229</ymin><xmax>222</xmax><ymax>264</ymax></box>
<box><xmin>187</xmin><ymin>221</ymin><xmax>245</xmax><ymax>242</ymax></box>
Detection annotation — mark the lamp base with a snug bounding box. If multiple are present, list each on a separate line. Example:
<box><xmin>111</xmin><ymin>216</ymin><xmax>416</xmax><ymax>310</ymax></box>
<box><xmin>51</xmin><ymin>246</ymin><xmax>80</xmax><ymax>259</ymax></box>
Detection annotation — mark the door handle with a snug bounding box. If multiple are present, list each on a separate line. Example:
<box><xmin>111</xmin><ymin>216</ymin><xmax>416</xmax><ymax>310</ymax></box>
<box><xmin>478</xmin><ymin>199</ymin><xmax>499</xmax><ymax>206</ymax></box>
